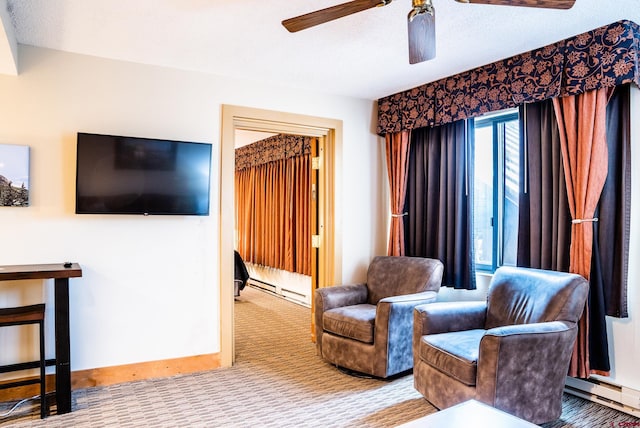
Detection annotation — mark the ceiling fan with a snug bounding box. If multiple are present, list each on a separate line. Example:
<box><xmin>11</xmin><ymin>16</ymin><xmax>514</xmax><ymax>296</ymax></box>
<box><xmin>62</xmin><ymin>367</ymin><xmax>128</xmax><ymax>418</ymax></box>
<box><xmin>282</xmin><ymin>0</ymin><xmax>576</xmax><ymax>64</ymax></box>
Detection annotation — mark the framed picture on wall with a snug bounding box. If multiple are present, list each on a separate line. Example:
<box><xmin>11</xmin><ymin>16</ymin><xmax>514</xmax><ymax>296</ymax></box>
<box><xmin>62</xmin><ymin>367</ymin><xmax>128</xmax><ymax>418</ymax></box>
<box><xmin>0</xmin><ymin>144</ymin><xmax>30</xmax><ymax>207</ymax></box>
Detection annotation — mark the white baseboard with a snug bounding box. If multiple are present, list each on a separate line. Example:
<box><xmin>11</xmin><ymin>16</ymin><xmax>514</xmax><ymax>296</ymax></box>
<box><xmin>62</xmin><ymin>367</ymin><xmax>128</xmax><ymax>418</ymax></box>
<box><xmin>565</xmin><ymin>376</ymin><xmax>640</xmax><ymax>417</ymax></box>
<box><xmin>245</xmin><ymin>263</ymin><xmax>311</xmax><ymax>307</ymax></box>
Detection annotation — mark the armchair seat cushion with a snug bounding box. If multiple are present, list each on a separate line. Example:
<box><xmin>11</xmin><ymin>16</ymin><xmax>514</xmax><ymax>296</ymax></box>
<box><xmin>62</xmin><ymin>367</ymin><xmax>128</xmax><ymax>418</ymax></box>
<box><xmin>323</xmin><ymin>304</ymin><xmax>376</xmax><ymax>344</ymax></box>
<box><xmin>419</xmin><ymin>329</ymin><xmax>485</xmax><ymax>386</ymax></box>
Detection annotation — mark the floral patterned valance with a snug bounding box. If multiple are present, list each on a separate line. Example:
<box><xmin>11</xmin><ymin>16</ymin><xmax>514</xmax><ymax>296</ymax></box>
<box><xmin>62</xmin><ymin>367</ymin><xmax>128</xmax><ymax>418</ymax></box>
<box><xmin>235</xmin><ymin>134</ymin><xmax>312</xmax><ymax>171</ymax></box>
<box><xmin>377</xmin><ymin>20</ymin><xmax>640</xmax><ymax>135</ymax></box>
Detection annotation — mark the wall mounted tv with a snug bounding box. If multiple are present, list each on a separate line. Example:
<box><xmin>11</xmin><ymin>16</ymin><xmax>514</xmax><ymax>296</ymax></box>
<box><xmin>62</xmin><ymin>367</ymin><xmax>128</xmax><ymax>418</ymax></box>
<box><xmin>75</xmin><ymin>132</ymin><xmax>212</xmax><ymax>216</ymax></box>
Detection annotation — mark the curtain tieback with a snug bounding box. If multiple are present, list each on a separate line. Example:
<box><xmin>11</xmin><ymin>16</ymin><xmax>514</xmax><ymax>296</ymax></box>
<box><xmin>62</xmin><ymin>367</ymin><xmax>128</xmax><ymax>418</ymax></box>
<box><xmin>391</xmin><ymin>212</ymin><xmax>408</xmax><ymax>218</ymax></box>
<box><xmin>572</xmin><ymin>217</ymin><xmax>598</xmax><ymax>224</ymax></box>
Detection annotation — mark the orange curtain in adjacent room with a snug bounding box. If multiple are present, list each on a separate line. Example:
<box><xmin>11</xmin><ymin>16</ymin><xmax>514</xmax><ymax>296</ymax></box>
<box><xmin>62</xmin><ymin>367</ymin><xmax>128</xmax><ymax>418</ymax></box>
<box><xmin>385</xmin><ymin>131</ymin><xmax>411</xmax><ymax>256</ymax></box>
<box><xmin>553</xmin><ymin>87</ymin><xmax>613</xmax><ymax>378</ymax></box>
<box><xmin>235</xmin><ymin>154</ymin><xmax>310</xmax><ymax>276</ymax></box>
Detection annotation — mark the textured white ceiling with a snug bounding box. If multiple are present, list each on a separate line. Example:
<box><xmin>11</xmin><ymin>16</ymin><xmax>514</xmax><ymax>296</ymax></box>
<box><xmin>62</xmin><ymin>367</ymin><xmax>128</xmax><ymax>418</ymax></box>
<box><xmin>4</xmin><ymin>0</ymin><xmax>640</xmax><ymax>100</ymax></box>
<box><xmin>0</xmin><ymin>0</ymin><xmax>17</xmax><ymax>75</ymax></box>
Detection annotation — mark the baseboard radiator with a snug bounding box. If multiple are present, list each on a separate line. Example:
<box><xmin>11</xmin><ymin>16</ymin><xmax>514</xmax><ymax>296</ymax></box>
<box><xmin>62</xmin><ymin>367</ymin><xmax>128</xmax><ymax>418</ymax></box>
<box><xmin>249</xmin><ymin>278</ymin><xmax>277</xmax><ymax>295</ymax></box>
<box><xmin>565</xmin><ymin>376</ymin><xmax>640</xmax><ymax>417</ymax></box>
<box><xmin>248</xmin><ymin>278</ymin><xmax>311</xmax><ymax>308</ymax></box>
<box><xmin>244</xmin><ymin>263</ymin><xmax>312</xmax><ymax>307</ymax></box>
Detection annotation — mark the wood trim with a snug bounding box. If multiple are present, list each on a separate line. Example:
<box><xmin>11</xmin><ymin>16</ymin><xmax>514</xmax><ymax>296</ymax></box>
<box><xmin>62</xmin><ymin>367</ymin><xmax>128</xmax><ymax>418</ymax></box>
<box><xmin>0</xmin><ymin>353</ymin><xmax>221</xmax><ymax>401</ymax></box>
<box><xmin>221</xmin><ymin>105</ymin><xmax>342</xmax><ymax>366</ymax></box>
<box><xmin>71</xmin><ymin>353</ymin><xmax>221</xmax><ymax>389</ymax></box>
<box><xmin>0</xmin><ymin>374</ymin><xmax>55</xmax><ymax>401</ymax></box>
<box><xmin>0</xmin><ymin>263</ymin><xmax>82</xmax><ymax>281</ymax></box>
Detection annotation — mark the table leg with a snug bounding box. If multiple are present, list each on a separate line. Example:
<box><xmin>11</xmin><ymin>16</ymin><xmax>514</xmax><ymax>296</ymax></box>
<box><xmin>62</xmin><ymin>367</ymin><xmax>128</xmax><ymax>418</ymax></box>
<box><xmin>54</xmin><ymin>278</ymin><xmax>72</xmax><ymax>414</ymax></box>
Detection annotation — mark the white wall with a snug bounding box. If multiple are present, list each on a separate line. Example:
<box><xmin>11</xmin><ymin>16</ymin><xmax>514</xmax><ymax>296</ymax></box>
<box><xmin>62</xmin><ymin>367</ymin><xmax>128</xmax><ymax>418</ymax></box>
<box><xmin>0</xmin><ymin>45</ymin><xmax>384</xmax><ymax>372</ymax></box>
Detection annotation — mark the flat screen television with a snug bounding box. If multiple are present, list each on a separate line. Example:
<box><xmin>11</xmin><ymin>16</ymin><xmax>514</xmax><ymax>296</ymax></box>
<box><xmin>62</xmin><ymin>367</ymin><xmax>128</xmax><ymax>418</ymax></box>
<box><xmin>75</xmin><ymin>132</ymin><xmax>212</xmax><ymax>215</ymax></box>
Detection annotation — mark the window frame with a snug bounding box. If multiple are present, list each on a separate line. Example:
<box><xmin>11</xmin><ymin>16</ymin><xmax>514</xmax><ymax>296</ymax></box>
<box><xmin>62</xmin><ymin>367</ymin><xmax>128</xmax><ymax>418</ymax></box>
<box><xmin>472</xmin><ymin>109</ymin><xmax>519</xmax><ymax>272</ymax></box>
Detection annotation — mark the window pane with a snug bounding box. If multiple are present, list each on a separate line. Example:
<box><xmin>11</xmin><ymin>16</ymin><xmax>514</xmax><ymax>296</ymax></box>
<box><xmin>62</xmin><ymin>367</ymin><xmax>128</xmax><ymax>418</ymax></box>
<box><xmin>473</xmin><ymin>126</ymin><xmax>493</xmax><ymax>267</ymax></box>
<box><xmin>501</xmin><ymin>119</ymin><xmax>519</xmax><ymax>266</ymax></box>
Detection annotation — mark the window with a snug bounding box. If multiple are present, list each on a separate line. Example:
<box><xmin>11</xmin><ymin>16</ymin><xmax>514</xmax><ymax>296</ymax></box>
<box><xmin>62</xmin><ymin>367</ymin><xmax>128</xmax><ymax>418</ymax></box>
<box><xmin>472</xmin><ymin>109</ymin><xmax>520</xmax><ymax>271</ymax></box>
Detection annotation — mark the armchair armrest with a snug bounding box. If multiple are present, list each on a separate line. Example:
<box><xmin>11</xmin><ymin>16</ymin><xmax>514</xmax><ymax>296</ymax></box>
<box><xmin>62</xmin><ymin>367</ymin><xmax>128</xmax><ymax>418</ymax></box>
<box><xmin>377</xmin><ymin>291</ymin><xmax>440</xmax><ymax>346</ymax></box>
<box><xmin>476</xmin><ymin>321</ymin><xmax>578</xmax><ymax>414</ymax></box>
<box><xmin>414</xmin><ymin>301</ymin><xmax>487</xmax><ymax>336</ymax></box>
<box><xmin>314</xmin><ymin>284</ymin><xmax>368</xmax><ymax>355</ymax></box>
<box><xmin>315</xmin><ymin>284</ymin><xmax>368</xmax><ymax>313</ymax></box>
<box><xmin>379</xmin><ymin>290</ymin><xmax>438</xmax><ymax>304</ymax></box>
<box><xmin>375</xmin><ymin>291</ymin><xmax>439</xmax><ymax>376</ymax></box>
<box><xmin>484</xmin><ymin>320</ymin><xmax>573</xmax><ymax>338</ymax></box>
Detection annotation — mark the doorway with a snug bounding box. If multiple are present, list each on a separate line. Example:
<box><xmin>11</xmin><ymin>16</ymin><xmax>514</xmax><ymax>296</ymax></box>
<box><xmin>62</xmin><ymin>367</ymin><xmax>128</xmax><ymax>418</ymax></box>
<box><xmin>234</xmin><ymin>130</ymin><xmax>314</xmax><ymax>307</ymax></box>
<box><xmin>220</xmin><ymin>105</ymin><xmax>342</xmax><ymax>366</ymax></box>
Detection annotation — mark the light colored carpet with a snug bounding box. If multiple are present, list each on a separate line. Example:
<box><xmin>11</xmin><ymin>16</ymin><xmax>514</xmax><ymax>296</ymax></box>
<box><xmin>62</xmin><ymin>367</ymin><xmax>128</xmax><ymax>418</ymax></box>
<box><xmin>1</xmin><ymin>285</ymin><xmax>639</xmax><ymax>427</ymax></box>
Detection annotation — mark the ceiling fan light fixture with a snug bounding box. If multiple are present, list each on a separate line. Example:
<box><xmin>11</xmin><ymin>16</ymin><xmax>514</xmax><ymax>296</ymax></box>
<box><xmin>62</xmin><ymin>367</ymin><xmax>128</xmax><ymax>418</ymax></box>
<box><xmin>407</xmin><ymin>0</ymin><xmax>436</xmax><ymax>63</ymax></box>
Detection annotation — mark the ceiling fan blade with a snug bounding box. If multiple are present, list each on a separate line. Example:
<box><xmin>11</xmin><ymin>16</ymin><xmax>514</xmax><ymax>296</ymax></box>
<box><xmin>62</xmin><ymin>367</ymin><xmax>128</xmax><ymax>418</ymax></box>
<box><xmin>455</xmin><ymin>0</ymin><xmax>575</xmax><ymax>9</ymax></box>
<box><xmin>408</xmin><ymin>10</ymin><xmax>436</xmax><ymax>64</ymax></box>
<box><xmin>282</xmin><ymin>0</ymin><xmax>386</xmax><ymax>33</ymax></box>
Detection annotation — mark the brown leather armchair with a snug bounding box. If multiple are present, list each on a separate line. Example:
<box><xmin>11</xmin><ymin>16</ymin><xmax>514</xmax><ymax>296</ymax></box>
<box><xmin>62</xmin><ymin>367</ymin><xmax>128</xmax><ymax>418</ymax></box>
<box><xmin>412</xmin><ymin>266</ymin><xmax>589</xmax><ymax>424</ymax></box>
<box><xmin>315</xmin><ymin>256</ymin><xmax>444</xmax><ymax>378</ymax></box>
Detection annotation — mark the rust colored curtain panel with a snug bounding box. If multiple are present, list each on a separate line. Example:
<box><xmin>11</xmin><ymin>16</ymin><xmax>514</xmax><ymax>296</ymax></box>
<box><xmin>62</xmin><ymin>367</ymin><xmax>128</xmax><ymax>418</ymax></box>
<box><xmin>552</xmin><ymin>87</ymin><xmax>613</xmax><ymax>378</ymax></box>
<box><xmin>282</xmin><ymin>155</ymin><xmax>310</xmax><ymax>274</ymax></box>
<box><xmin>234</xmin><ymin>154</ymin><xmax>311</xmax><ymax>276</ymax></box>
<box><xmin>235</xmin><ymin>168</ymin><xmax>255</xmax><ymax>260</ymax></box>
<box><xmin>293</xmin><ymin>155</ymin><xmax>311</xmax><ymax>275</ymax></box>
<box><xmin>385</xmin><ymin>130</ymin><xmax>411</xmax><ymax>256</ymax></box>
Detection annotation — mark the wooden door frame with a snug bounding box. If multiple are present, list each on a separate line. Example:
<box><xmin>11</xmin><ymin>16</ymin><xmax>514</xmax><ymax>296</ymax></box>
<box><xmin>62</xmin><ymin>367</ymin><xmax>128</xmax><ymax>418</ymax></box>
<box><xmin>220</xmin><ymin>105</ymin><xmax>342</xmax><ymax>366</ymax></box>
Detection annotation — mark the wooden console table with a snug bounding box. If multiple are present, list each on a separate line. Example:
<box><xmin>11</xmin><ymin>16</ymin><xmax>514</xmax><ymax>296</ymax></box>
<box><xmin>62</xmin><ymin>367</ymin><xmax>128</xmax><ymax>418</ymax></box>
<box><xmin>0</xmin><ymin>263</ymin><xmax>82</xmax><ymax>415</ymax></box>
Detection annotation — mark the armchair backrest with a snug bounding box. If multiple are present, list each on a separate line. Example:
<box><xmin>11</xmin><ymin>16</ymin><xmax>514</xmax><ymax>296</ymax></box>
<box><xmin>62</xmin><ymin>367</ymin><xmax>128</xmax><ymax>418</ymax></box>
<box><xmin>485</xmin><ymin>266</ymin><xmax>589</xmax><ymax>329</ymax></box>
<box><xmin>366</xmin><ymin>256</ymin><xmax>443</xmax><ymax>305</ymax></box>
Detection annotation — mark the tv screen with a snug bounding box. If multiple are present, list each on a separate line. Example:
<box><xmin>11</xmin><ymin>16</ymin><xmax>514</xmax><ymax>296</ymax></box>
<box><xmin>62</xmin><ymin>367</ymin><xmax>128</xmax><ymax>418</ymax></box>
<box><xmin>75</xmin><ymin>133</ymin><xmax>212</xmax><ymax>215</ymax></box>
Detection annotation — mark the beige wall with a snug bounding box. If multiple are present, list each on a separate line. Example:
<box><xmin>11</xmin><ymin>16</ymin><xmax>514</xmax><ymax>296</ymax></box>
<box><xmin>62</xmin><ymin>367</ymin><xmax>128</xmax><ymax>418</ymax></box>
<box><xmin>0</xmin><ymin>45</ymin><xmax>386</xmax><ymax>373</ymax></box>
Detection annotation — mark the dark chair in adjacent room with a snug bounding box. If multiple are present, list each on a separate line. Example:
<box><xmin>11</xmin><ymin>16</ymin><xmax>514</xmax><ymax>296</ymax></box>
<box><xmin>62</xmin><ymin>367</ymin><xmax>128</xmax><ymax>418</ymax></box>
<box><xmin>412</xmin><ymin>266</ymin><xmax>589</xmax><ymax>424</ymax></box>
<box><xmin>234</xmin><ymin>250</ymin><xmax>250</xmax><ymax>297</ymax></box>
<box><xmin>0</xmin><ymin>304</ymin><xmax>48</xmax><ymax>419</ymax></box>
<box><xmin>315</xmin><ymin>256</ymin><xmax>444</xmax><ymax>378</ymax></box>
